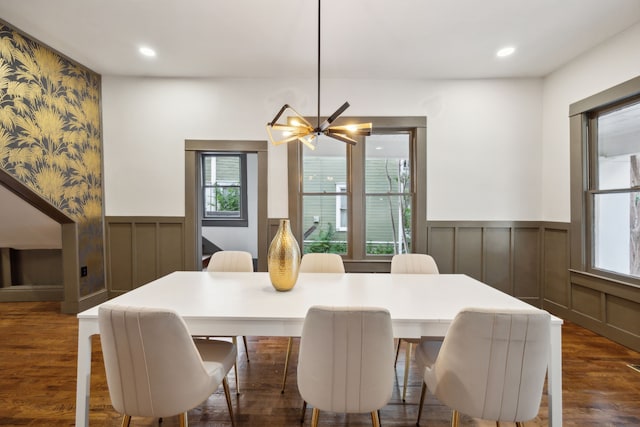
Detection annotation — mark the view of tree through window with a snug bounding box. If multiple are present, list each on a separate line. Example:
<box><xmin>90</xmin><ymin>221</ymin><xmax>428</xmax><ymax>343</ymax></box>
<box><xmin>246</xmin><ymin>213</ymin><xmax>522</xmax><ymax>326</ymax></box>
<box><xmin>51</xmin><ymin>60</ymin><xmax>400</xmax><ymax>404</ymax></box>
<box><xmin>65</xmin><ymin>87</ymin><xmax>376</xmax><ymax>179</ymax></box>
<box><xmin>591</xmin><ymin>100</ymin><xmax>640</xmax><ymax>278</ymax></box>
<box><xmin>365</xmin><ymin>134</ymin><xmax>411</xmax><ymax>254</ymax></box>
<box><xmin>201</xmin><ymin>153</ymin><xmax>247</xmax><ymax>226</ymax></box>
<box><xmin>300</xmin><ymin>132</ymin><xmax>414</xmax><ymax>256</ymax></box>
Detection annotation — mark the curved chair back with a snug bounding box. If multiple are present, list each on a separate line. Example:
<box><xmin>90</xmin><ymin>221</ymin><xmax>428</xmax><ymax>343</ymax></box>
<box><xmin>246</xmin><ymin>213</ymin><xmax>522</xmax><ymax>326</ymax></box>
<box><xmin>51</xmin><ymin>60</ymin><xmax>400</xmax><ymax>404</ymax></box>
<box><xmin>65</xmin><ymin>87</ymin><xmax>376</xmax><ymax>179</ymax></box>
<box><xmin>98</xmin><ymin>305</ymin><xmax>218</xmax><ymax>418</ymax></box>
<box><xmin>390</xmin><ymin>253</ymin><xmax>439</xmax><ymax>274</ymax></box>
<box><xmin>297</xmin><ymin>306</ymin><xmax>395</xmax><ymax>414</ymax></box>
<box><xmin>207</xmin><ymin>250</ymin><xmax>254</xmax><ymax>272</ymax></box>
<box><xmin>425</xmin><ymin>308</ymin><xmax>550</xmax><ymax>422</ymax></box>
<box><xmin>299</xmin><ymin>253</ymin><xmax>345</xmax><ymax>273</ymax></box>
<box><xmin>281</xmin><ymin>254</ymin><xmax>345</xmax><ymax>395</ymax></box>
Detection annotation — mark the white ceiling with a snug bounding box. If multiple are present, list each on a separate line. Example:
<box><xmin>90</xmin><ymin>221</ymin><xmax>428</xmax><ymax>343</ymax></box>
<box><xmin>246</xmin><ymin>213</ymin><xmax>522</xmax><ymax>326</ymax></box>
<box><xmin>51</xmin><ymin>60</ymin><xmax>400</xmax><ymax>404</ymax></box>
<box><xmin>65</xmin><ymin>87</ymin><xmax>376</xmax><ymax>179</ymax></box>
<box><xmin>1</xmin><ymin>0</ymin><xmax>640</xmax><ymax>80</ymax></box>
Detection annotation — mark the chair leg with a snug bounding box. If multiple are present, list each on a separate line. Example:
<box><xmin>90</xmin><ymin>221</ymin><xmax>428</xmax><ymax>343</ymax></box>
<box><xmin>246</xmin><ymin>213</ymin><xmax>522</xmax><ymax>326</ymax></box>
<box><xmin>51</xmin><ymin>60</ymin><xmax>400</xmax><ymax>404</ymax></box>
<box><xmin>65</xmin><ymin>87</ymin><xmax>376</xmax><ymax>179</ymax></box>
<box><xmin>179</xmin><ymin>412</ymin><xmax>188</xmax><ymax>427</ymax></box>
<box><xmin>281</xmin><ymin>337</ymin><xmax>293</xmax><ymax>393</ymax></box>
<box><xmin>300</xmin><ymin>401</ymin><xmax>307</xmax><ymax>423</ymax></box>
<box><xmin>416</xmin><ymin>382</ymin><xmax>426</xmax><ymax>426</ymax></box>
<box><xmin>402</xmin><ymin>342</ymin><xmax>412</xmax><ymax>402</ymax></box>
<box><xmin>451</xmin><ymin>410</ymin><xmax>460</xmax><ymax>427</ymax></box>
<box><xmin>394</xmin><ymin>338</ymin><xmax>402</xmax><ymax>368</ymax></box>
<box><xmin>311</xmin><ymin>407</ymin><xmax>320</xmax><ymax>427</ymax></box>
<box><xmin>222</xmin><ymin>377</ymin><xmax>236</xmax><ymax>427</ymax></box>
<box><xmin>121</xmin><ymin>415</ymin><xmax>131</xmax><ymax>427</ymax></box>
<box><xmin>516</xmin><ymin>423</ymin><xmax>524</xmax><ymax>427</ymax></box>
<box><xmin>242</xmin><ymin>335</ymin><xmax>250</xmax><ymax>363</ymax></box>
<box><xmin>371</xmin><ymin>410</ymin><xmax>381</xmax><ymax>427</ymax></box>
<box><xmin>231</xmin><ymin>337</ymin><xmax>240</xmax><ymax>394</ymax></box>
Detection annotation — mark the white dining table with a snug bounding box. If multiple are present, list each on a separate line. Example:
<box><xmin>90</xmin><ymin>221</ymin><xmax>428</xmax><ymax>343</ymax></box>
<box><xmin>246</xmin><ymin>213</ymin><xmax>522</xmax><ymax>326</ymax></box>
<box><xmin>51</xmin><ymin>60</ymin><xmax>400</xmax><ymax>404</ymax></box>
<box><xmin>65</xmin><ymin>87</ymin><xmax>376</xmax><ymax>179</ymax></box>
<box><xmin>75</xmin><ymin>271</ymin><xmax>563</xmax><ymax>426</ymax></box>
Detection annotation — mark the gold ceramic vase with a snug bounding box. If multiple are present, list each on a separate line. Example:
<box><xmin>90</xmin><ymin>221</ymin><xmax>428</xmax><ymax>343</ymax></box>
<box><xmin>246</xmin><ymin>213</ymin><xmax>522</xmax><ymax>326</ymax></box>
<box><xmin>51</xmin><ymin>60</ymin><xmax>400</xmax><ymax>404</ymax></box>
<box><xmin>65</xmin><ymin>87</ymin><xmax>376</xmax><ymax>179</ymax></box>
<box><xmin>267</xmin><ymin>219</ymin><xmax>301</xmax><ymax>291</ymax></box>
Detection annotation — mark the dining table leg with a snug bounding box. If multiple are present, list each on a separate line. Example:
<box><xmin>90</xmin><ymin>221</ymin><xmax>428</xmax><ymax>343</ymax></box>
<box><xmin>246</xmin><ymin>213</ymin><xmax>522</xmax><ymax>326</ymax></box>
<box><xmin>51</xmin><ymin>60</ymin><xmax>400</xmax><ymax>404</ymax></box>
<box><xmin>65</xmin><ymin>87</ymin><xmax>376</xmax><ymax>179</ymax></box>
<box><xmin>548</xmin><ymin>322</ymin><xmax>563</xmax><ymax>427</ymax></box>
<box><xmin>75</xmin><ymin>321</ymin><xmax>95</xmax><ymax>427</ymax></box>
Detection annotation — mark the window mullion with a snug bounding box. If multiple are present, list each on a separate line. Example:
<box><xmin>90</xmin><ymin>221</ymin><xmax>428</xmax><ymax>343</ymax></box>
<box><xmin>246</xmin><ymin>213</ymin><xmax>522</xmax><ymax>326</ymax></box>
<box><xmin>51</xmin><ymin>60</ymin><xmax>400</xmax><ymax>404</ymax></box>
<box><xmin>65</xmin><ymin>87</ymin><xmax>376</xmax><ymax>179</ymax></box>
<box><xmin>350</xmin><ymin>138</ymin><xmax>365</xmax><ymax>259</ymax></box>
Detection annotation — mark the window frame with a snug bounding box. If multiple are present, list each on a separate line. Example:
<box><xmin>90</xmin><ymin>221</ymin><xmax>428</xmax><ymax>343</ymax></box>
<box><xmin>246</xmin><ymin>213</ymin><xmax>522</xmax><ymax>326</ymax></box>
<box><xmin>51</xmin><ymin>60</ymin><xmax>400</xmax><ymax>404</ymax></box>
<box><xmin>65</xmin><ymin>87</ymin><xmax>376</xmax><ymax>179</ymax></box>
<box><xmin>363</xmin><ymin>132</ymin><xmax>414</xmax><ymax>255</ymax></box>
<box><xmin>570</xmin><ymin>76</ymin><xmax>640</xmax><ymax>286</ymax></box>
<box><xmin>287</xmin><ymin>116</ymin><xmax>427</xmax><ymax>269</ymax></box>
<box><xmin>200</xmin><ymin>152</ymin><xmax>248</xmax><ymax>227</ymax></box>
<box><xmin>586</xmin><ymin>99</ymin><xmax>640</xmax><ymax>281</ymax></box>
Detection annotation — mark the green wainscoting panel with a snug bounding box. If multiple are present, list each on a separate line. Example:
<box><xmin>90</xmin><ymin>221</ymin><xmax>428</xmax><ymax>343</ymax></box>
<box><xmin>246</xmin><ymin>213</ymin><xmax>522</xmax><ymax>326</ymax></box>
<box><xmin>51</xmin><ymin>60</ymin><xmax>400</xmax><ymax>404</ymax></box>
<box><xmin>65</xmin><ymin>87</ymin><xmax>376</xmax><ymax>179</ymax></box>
<box><xmin>543</xmin><ymin>226</ymin><xmax>570</xmax><ymax>308</ymax></box>
<box><xmin>483</xmin><ymin>227</ymin><xmax>512</xmax><ymax>295</ymax></box>
<box><xmin>571</xmin><ymin>284</ymin><xmax>603</xmax><ymax>320</ymax></box>
<box><xmin>428</xmin><ymin>227</ymin><xmax>455</xmax><ymax>273</ymax></box>
<box><xmin>456</xmin><ymin>227</ymin><xmax>484</xmax><ymax>280</ymax></box>
<box><xmin>513</xmin><ymin>227</ymin><xmax>541</xmax><ymax>300</ymax></box>
<box><xmin>565</xmin><ymin>270</ymin><xmax>640</xmax><ymax>351</ymax></box>
<box><xmin>106</xmin><ymin>216</ymin><xmax>640</xmax><ymax>351</ymax></box>
<box><xmin>105</xmin><ymin>217</ymin><xmax>185</xmax><ymax>297</ymax></box>
<box><xmin>427</xmin><ymin>221</ymin><xmax>555</xmax><ymax>307</ymax></box>
<box><xmin>107</xmin><ymin>223</ymin><xmax>133</xmax><ymax>293</ymax></box>
<box><xmin>606</xmin><ymin>296</ymin><xmax>640</xmax><ymax>337</ymax></box>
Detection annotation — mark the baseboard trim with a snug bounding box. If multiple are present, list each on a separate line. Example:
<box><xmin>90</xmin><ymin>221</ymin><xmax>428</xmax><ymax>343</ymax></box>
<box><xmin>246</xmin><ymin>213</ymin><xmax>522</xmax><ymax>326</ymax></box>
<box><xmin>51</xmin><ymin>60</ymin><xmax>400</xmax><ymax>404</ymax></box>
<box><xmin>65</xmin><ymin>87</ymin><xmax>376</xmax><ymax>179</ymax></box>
<box><xmin>545</xmin><ymin>299</ymin><xmax>640</xmax><ymax>352</ymax></box>
<box><xmin>61</xmin><ymin>288</ymin><xmax>108</xmax><ymax>314</ymax></box>
<box><xmin>0</xmin><ymin>285</ymin><xmax>63</xmax><ymax>302</ymax></box>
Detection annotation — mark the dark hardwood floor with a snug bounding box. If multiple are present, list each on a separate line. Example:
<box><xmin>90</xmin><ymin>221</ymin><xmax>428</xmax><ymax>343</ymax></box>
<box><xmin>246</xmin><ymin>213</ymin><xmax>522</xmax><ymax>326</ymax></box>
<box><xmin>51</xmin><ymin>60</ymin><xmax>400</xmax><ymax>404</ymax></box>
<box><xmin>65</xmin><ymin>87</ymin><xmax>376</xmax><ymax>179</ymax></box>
<box><xmin>1</xmin><ymin>301</ymin><xmax>640</xmax><ymax>426</ymax></box>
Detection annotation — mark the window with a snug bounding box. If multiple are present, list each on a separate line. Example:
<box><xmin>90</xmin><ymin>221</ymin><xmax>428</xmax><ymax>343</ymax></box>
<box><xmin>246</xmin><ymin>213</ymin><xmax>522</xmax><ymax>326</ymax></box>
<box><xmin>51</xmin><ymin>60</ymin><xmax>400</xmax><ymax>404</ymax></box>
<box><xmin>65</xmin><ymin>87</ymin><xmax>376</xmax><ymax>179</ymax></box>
<box><xmin>201</xmin><ymin>153</ymin><xmax>248</xmax><ymax>227</ymax></box>
<box><xmin>288</xmin><ymin>117</ymin><xmax>426</xmax><ymax>262</ymax></box>
<box><xmin>588</xmin><ymin>99</ymin><xmax>640</xmax><ymax>278</ymax></box>
<box><xmin>364</xmin><ymin>134</ymin><xmax>412</xmax><ymax>255</ymax></box>
<box><xmin>301</xmin><ymin>140</ymin><xmax>348</xmax><ymax>254</ymax></box>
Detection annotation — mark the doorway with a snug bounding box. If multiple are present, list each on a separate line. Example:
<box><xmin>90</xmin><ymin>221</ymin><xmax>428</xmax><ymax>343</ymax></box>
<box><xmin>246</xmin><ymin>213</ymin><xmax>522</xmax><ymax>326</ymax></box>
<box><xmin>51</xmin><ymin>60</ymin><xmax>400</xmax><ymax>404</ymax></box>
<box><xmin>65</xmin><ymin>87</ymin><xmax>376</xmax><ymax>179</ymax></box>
<box><xmin>184</xmin><ymin>140</ymin><xmax>268</xmax><ymax>272</ymax></box>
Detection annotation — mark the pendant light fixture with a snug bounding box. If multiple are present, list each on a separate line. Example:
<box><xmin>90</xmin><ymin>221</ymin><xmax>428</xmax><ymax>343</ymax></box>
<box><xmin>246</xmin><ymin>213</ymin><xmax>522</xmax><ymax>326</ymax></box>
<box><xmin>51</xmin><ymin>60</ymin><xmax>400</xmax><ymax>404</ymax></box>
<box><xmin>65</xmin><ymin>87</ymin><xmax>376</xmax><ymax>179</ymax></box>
<box><xmin>266</xmin><ymin>0</ymin><xmax>372</xmax><ymax>150</ymax></box>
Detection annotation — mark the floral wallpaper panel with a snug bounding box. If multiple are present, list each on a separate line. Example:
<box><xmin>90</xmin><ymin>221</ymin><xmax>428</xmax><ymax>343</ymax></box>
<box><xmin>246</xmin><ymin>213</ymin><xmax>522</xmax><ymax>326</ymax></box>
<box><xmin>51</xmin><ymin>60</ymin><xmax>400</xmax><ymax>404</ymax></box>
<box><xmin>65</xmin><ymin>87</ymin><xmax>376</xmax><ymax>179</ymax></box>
<box><xmin>0</xmin><ymin>23</ymin><xmax>104</xmax><ymax>296</ymax></box>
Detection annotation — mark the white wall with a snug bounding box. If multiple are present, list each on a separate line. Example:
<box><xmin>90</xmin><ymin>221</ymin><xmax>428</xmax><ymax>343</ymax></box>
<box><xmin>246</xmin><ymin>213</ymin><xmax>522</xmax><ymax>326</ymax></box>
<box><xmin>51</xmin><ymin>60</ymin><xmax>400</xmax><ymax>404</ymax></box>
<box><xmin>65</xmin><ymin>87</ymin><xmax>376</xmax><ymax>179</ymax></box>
<box><xmin>0</xmin><ymin>185</ymin><xmax>61</xmax><ymax>249</ymax></box>
<box><xmin>541</xmin><ymin>22</ymin><xmax>640</xmax><ymax>222</ymax></box>
<box><xmin>102</xmin><ymin>77</ymin><xmax>543</xmax><ymax>221</ymax></box>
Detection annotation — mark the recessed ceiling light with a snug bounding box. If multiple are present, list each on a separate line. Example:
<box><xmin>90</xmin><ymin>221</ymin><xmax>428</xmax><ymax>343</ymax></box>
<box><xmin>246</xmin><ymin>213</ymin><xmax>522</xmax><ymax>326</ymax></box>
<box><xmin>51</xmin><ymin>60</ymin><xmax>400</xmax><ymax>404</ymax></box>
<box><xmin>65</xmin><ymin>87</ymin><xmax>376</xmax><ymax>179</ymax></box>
<box><xmin>496</xmin><ymin>46</ymin><xmax>515</xmax><ymax>58</ymax></box>
<box><xmin>139</xmin><ymin>46</ymin><xmax>156</xmax><ymax>57</ymax></box>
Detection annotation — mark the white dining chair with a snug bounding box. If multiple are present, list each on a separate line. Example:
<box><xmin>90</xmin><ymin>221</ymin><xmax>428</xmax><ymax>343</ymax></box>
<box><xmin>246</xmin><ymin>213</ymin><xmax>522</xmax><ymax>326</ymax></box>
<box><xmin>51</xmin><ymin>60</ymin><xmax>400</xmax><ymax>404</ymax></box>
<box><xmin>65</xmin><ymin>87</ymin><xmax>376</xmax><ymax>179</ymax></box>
<box><xmin>390</xmin><ymin>253</ymin><xmax>439</xmax><ymax>275</ymax></box>
<box><xmin>98</xmin><ymin>304</ymin><xmax>236</xmax><ymax>427</ymax></box>
<box><xmin>390</xmin><ymin>253</ymin><xmax>440</xmax><ymax>402</ymax></box>
<box><xmin>281</xmin><ymin>252</ymin><xmax>346</xmax><ymax>393</ymax></box>
<box><xmin>297</xmin><ymin>306</ymin><xmax>395</xmax><ymax>427</ymax></box>
<box><xmin>416</xmin><ymin>307</ymin><xmax>550</xmax><ymax>426</ymax></box>
<box><xmin>207</xmin><ymin>250</ymin><xmax>254</xmax><ymax>274</ymax></box>
<box><xmin>299</xmin><ymin>253</ymin><xmax>346</xmax><ymax>274</ymax></box>
<box><xmin>206</xmin><ymin>250</ymin><xmax>253</xmax><ymax>393</ymax></box>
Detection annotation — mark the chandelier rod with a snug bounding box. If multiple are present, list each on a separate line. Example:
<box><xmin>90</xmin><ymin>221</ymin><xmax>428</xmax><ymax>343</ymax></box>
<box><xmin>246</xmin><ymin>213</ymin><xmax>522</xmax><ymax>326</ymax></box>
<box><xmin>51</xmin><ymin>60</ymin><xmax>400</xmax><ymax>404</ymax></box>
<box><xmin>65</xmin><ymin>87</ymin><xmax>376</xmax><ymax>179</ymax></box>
<box><xmin>265</xmin><ymin>0</ymin><xmax>371</xmax><ymax>149</ymax></box>
<box><xmin>316</xmin><ymin>0</ymin><xmax>321</xmax><ymax>131</ymax></box>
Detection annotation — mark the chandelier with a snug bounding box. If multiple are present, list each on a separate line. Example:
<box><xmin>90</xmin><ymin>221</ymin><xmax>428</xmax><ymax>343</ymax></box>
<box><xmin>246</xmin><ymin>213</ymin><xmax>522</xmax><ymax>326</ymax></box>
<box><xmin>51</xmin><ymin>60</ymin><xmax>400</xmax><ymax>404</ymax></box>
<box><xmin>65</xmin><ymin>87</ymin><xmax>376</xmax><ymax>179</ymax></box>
<box><xmin>266</xmin><ymin>0</ymin><xmax>372</xmax><ymax>150</ymax></box>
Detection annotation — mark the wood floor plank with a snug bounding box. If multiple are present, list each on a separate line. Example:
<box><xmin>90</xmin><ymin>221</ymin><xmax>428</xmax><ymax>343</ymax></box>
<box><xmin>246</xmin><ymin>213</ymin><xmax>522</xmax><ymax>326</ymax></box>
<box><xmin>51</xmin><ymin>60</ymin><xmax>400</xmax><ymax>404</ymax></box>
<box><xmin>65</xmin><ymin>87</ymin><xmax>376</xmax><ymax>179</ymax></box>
<box><xmin>1</xmin><ymin>301</ymin><xmax>640</xmax><ymax>426</ymax></box>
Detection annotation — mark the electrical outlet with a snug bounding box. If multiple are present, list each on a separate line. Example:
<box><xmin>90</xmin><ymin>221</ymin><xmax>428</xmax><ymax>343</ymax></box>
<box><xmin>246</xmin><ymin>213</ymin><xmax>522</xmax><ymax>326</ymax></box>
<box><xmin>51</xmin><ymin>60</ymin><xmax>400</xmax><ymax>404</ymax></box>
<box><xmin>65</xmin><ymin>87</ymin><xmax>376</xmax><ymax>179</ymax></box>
<box><xmin>80</xmin><ymin>266</ymin><xmax>88</xmax><ymax>277</ymax></box>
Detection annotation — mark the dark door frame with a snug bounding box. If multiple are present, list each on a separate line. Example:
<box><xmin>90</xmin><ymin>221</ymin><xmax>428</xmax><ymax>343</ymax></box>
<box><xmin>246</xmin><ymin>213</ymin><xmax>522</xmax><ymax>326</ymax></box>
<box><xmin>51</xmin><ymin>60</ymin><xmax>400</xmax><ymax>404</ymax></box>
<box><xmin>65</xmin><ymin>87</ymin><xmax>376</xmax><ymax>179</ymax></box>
<box><xmin>184</xmin><ymin>140</ymin><xmax>269</xmax><ymax>271</ymax></box>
